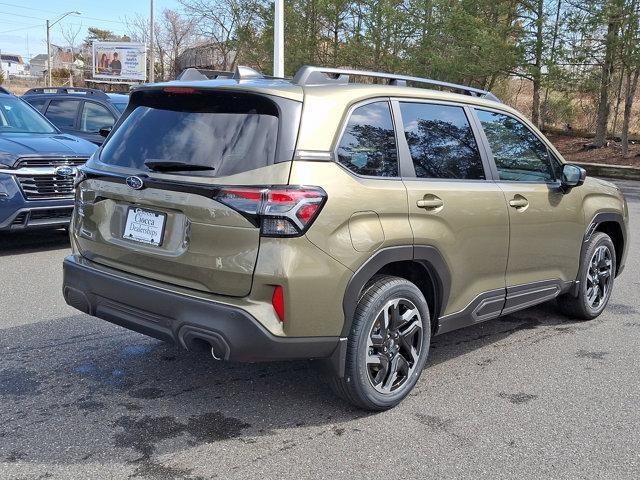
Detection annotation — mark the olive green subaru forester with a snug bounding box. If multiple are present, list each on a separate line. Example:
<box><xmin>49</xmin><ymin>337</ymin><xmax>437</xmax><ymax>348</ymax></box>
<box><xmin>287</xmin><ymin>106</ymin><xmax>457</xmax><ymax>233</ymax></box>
<box><xmin>63</xmin><ymin>65</ymin><xmax>628</xmax><ymax>410</ymax></box>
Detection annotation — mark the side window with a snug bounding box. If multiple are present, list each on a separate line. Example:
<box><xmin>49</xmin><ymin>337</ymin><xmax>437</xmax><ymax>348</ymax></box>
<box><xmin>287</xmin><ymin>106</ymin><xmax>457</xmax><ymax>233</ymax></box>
<box><xmin>81</xmin><ymin>101</ymin><xmax>115</xmax><ymax>132</ymax></box>
<box><xmin>399</xmin><ymin>102</ymin><xmax>485</xmax><ymax>179</ymax></box>
<box><xmin>45</xmin><ymin>99</ymin><xmax>81</xmax><ymax>129</ymax></box>
<box><xmin>25</xmin><ymin>97</ymin><xmax>47</xmax><ymax>112</ymax></box>
<box><xmin>337</xmin><ymin>101</ymin><xmax>398</xmax><ymax>177</ymax></box>
<box><xmin>476</xmin><ymin>109</ymin><xmax>558</xmax><ymax>182</ymax></box>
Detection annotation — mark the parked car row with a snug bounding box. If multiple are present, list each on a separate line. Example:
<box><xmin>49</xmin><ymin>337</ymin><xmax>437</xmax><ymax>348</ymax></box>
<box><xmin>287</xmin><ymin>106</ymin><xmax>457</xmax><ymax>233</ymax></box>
<box><xmin>0</xmin><ymin>87</ymin><xmax>127</xmax><ymax>231</ymax></box>
<box><xmin>22</xmin><ymin>87</ymin><xmax>128</xmax><ymax>145</ymax></box>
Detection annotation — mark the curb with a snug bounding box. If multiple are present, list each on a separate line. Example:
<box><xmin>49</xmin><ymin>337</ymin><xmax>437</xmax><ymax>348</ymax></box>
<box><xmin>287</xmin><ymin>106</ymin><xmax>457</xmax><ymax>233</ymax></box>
<box><xmin>572</xmin><ymin>161</ymin><xmax>640</xmax><ymax>181</ymax></box>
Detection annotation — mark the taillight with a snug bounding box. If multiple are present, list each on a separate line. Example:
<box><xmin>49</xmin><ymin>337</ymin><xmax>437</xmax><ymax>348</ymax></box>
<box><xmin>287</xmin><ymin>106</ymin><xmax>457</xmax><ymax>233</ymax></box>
<box><xmin>213</xmin><ymin>186</ymin><xmax>326</xmax><ymax>237</ymax></box>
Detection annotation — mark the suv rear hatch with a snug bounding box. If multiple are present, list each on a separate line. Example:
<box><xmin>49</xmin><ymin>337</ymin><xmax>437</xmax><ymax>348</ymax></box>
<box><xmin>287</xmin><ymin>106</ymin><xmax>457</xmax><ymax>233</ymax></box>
<box><xmin>73</xmin><ymin>85</ymin><xmax>303</xmax><ymax>296</ymax></box>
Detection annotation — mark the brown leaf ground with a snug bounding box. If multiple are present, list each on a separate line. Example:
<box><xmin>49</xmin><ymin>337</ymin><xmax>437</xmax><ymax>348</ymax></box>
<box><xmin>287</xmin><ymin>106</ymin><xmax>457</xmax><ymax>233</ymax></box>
<box><xmin>547</xmin><ymin>133</ymin><xmax>640</xmax><ymax>167</ymax></box>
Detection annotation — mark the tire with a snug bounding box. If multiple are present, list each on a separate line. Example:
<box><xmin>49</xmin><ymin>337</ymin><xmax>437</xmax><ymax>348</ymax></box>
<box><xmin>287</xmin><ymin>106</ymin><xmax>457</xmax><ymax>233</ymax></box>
<box><xmin>558</xmin><ymin>232</ymin><xmax>616</xmax><ymax>320</ymax></box>
<box><xmin>330</xmin><ymin>275</ymin><xmax>431</xmax><ymax>411</ymax></box>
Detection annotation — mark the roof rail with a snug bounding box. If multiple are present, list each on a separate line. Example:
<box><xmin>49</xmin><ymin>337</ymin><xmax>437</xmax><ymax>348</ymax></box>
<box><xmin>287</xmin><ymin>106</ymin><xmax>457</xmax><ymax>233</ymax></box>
<box><xmin>23</xmin><ymin>86</ymin><xmax>109</xmax><ymax>99</ymax></box>
<box><xmin>292</xmin><ymin>65</ymin><xmax>500</xmax><ymax>102</ymax></box>
<box><xmin>175</xmin><ymin>65</ymin><xmax>266</xmax><ymax>82</ymax></box>
<box><xmin>176</xmin><ymin>68</ymin><xmax>234</xmax><ymax>81</ymax></box>
<box><xmin>0</xmin><ymin>86</ymin><xmax>11</xmax><ymax>95</ymax></box>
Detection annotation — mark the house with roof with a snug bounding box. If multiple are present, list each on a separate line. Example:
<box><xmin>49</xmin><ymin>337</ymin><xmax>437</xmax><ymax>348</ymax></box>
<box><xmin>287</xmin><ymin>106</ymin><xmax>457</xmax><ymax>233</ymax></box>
<box><xmin>29</xmin><ymin>54</ymin><xmax>48</xmax><ymax>77</ymax></box>
<box><xmin>29</xmin><ymin>47</ymin><xmax>85</xmax><ymax>77</ymax></box>
<box><xmin>0</xmin><ymin>53</ymin><xmax>26</xmax><ymax>77</ymax></box>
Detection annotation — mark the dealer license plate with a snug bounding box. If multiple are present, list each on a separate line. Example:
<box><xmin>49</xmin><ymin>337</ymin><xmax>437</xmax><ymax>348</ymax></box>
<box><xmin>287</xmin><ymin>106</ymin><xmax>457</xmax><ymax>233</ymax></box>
<box><xmin>122</xmin><ymin>207</ymin><xmax>166</xmax><ymax>246</ymax></box>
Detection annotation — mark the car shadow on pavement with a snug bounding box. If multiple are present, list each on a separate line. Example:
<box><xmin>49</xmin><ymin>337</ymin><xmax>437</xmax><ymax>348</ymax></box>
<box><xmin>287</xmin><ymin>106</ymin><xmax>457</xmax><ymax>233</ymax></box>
<box><xmin>0</xmin><ymin>229</ymin><xmax>70</xmax><ymax>256</ymax></box>
<box><xmin>0</xmin><ymin>302</ymin><xmax>584</xmax><ymax>470</ymax></box>
<box><xmin>428</xmin><ymin>300</ymin><xmax>581</xmax><ymax>368</ymax></box>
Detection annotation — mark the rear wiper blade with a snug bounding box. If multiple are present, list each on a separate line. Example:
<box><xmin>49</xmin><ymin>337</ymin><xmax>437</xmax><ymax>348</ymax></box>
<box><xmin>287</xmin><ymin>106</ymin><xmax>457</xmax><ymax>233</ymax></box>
<box><xmin>144</xmin><ymin>160</ymin><xmax>215</xmax><ymax>172</ymax></box>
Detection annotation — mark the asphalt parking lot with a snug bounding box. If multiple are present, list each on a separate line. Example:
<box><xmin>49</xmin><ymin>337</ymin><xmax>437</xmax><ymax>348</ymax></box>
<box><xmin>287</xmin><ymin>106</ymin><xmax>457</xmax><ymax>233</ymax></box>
<box><xmin>1</xmin><ymin>180</ymin><xmax>639</xmax><ymax>480</ymax></box>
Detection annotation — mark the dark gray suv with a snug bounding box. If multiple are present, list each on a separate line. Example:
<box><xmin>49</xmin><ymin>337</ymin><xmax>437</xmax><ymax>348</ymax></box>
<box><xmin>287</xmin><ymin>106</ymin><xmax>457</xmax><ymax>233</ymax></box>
<box><xmin>22</xmin><ymin>87</ymin><xmax>128</xmax><ymax>145</ymax></box>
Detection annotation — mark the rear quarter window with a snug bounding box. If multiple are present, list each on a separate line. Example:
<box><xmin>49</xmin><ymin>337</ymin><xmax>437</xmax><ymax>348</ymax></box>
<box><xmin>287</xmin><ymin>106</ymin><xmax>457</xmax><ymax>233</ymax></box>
<box><xmin>336</xmin><ymin>101</ymin><xmax>398</xmax><ymax>177</ymax></box>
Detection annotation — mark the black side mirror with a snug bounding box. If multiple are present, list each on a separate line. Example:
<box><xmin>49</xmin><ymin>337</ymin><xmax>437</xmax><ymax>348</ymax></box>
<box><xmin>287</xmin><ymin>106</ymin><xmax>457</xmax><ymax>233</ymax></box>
<box><xmin>99</xmin><ymin>126</ymin><xmax>112</xmax><ymax>137</ymax></box>
<box><xmin>561</xmin><ymin>164</ymin><xmax>586</xmax><ymax>191</ymax></box>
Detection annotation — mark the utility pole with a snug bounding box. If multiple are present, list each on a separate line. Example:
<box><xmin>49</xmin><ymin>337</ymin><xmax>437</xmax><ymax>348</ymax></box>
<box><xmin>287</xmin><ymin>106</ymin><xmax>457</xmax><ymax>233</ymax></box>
<box><xmin>46</xmin><ymin>20</ymin><xmax>50</xmax><ymax>86</ymax></box>
<box><xmin>273</xmin><ymin>0</ymin><xmax>284</xmax><ymax>77</ymax></box>
<box><xmin>149</xmin><ymin>0</ymin><xmax>155</xmax><ymax>82</ymax></box>
<box><xmin>46</xmin><ymin>11</ymin><xmax>80</xmax><ymax>87</ymax></box>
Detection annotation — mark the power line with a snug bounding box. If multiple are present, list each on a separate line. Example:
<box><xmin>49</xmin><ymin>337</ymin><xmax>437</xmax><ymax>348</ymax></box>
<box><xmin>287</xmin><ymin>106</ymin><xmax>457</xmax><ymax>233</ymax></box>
<box><xmin>74</xmin><ymin>16</ymin><xmax>127</xmax><ymax>26</ymax></box>
<box><xmin>0</xmin><ymin>10</ymin><xmax>46</xmax><ymax>21</ymax></box>
<box><xmin>0</xmin><ymin>20</ymin><xmax>126</xmax><ymax>36</ymax></box>
<box><xmin>0</xmin><ymin>19</ymin><xmax>42</xmax><ymax>26</ymax></box>
<box><xmin>0</xmin><ymin>1</ymin><xmax>62</xmax><ymax>15</ymax></box>
<box><xmin>0</xmin><ymin>9</ymin><xmax>128</xmax><ymax>26</ymax></box>
<box><xmin>0</xmin><ymin>24</ymin><xmax>42</xmax><ymax>35</ymax></box>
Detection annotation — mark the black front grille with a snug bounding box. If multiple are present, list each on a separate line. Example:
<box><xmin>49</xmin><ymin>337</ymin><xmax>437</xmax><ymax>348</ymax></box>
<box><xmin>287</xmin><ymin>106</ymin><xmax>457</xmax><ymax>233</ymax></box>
<box><xmin>9</xmin><ymin>208</ymin><xmax>73</xmax><ymax>228</ymax></box>
<box><xmin>17</xmin><ymin>175</ymin><xmax>75</xmax><ymax>199</ymax></box>
<box><xmin>29</xmin><ymin>208</ymin><xmax>73</xmax><ymax>221</ymax></box>
<box><xmin>15</xmin><ymin>157</ymin><xmax>87</xmax><ymax>168</ymax></box>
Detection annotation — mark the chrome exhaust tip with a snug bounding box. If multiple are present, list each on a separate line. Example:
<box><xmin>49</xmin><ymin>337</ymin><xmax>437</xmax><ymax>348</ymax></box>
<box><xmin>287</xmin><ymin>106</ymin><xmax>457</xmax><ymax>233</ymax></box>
<box><xmin>211</xmin><ymin>346</ymin><xmax>223</xmax><ymax>361</ymax></box>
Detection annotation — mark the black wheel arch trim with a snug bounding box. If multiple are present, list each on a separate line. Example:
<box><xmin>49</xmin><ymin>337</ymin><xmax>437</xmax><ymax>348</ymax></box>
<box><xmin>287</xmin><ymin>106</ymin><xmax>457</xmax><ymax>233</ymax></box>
<box><xmin>341</xmin><ymin>245</ymin><xmax>451</xmax><ymax>337</ymax></box>
<box><xmin>572</xmin><ymin>211</ymin><xmax>626</xmax><ymax>296</ymax></box>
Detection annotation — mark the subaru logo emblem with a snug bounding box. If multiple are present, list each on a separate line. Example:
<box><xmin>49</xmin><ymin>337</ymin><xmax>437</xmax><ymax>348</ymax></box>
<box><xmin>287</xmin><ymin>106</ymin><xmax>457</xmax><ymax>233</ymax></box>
<box><xmin>54</xmin><ymin>165</ymin><xmax>76</xmax><ymax>177</ymax></box>
<box><xmin>126</xmin><ymin>176</ymin><xmax>144</xmax><ymax>190</ymax></box>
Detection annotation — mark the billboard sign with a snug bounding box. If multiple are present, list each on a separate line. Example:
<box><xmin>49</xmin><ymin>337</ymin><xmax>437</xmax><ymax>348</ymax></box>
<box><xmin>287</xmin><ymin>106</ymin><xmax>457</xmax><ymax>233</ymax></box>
<box><xmin>92</xmin><ymin>42</ymin><xmax>146</xmax><ymax>81</ymax></box>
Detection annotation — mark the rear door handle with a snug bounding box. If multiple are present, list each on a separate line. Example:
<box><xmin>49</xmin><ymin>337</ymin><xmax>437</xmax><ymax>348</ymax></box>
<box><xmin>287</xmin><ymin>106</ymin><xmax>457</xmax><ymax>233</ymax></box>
<box><xmin>508</xmin><ymin>195</ymin><xmax>529</xmax><ymax>210</ymax></box>
<box><xmin>417</xmin><ymin>196</ymin><xmax>444</xmax><ymax>210</ymax></box>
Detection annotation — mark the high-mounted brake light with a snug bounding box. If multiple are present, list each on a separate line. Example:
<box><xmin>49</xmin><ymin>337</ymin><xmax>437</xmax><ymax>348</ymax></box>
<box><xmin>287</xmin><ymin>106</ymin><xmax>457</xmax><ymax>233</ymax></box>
<box><xmin>163</xmin><ymin>87</ymin><xmax>197</xmax><ymax>94</ymax></box>
<box><xmin>213</xmin><ymin>186</ymin><xmax>327</xmax><ymax>237</ymax></box>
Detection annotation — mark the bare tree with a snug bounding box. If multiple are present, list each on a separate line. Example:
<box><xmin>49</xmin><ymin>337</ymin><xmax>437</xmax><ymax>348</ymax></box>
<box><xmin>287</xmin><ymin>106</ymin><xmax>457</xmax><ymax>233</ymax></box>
<box><xmin>124</xmin><ymin>13</ymin><xmax>165</xmax><ymax>80</ymax></box>
<box><xmin>60</xmin><ymin>22</ymin><xmax>83</xmax><ymax>58</ymax></box>
<box><xmin>621</xmin><ymin>69</ymin><xmax>640</xmax><ymax>155</ymax></box>
<box><xmin>521</xmin><ymin>0</ymin><xmax>546</xmax><ymax>128</ymax></box>
<box><xmin>179</xmin><ymin>0</ymin><xmax>263</xmax><ymax>69</ymax></box>
<box><xmin>593</xmin><ymin>0</ymin><xmax>625</xmax><ymax>147</ymax></box>
<box><xmin>161</xmin><ymin>9</ymin><xmax>196</xmax><ymax>78</ymax></box>
<box><xmin>124</xmin><ymin>13</ymin><xmax>151</xmax><ymax>45</ymax></box>
<box><xmin>620</xmin><ymin>0</ymin><xmax>640</xmax><ymax>155</ymax></box>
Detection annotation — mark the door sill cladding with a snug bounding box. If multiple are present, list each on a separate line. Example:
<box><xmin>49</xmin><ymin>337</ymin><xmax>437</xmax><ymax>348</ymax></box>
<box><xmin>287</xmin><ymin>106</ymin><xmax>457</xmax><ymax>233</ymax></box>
<box><xmin>436</xmin><ymin>279</ymin><xmax>568</xmax><ymax>335</ymax></box>
<box><xmin>501</xmin><ymin>282</ymin><xmax>561</xmax><ymax>315</ymax></box>
<box><xmin>436</xmin><ymin>288</ymin><xmax>505</xmax><ymax>335</ymax></box>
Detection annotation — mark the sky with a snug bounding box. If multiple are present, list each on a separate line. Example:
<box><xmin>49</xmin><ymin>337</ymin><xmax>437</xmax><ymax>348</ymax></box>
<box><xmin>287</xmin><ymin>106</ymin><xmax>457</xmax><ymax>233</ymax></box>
<box><xmin>0</xmin><ymin>0</ymin><xmax>180</xmax><ymax>62</ymax></box>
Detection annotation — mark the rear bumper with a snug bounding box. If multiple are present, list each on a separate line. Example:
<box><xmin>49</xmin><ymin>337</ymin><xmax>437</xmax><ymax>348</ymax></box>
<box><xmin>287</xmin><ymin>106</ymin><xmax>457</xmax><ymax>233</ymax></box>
<box><xmin>62</xmin><ymin>255</ymin><xmax>345</xmax><ymax>367</ymax></box>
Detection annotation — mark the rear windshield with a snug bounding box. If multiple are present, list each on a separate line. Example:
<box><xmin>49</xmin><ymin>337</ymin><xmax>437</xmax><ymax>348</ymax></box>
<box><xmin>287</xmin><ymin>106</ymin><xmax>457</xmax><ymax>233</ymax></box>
<box><xmin>99</xmin><ymin>90</ymin><xmax>280</xmax><ymax>177</ymax></box>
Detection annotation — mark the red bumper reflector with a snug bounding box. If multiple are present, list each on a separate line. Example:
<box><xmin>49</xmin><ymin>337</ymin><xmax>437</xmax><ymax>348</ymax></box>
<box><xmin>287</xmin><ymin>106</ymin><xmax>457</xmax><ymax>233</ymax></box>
<box><xmin>272</xmin><ymin>286</ymin><xmax>285</xmax><ymax>322</ymax></box>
